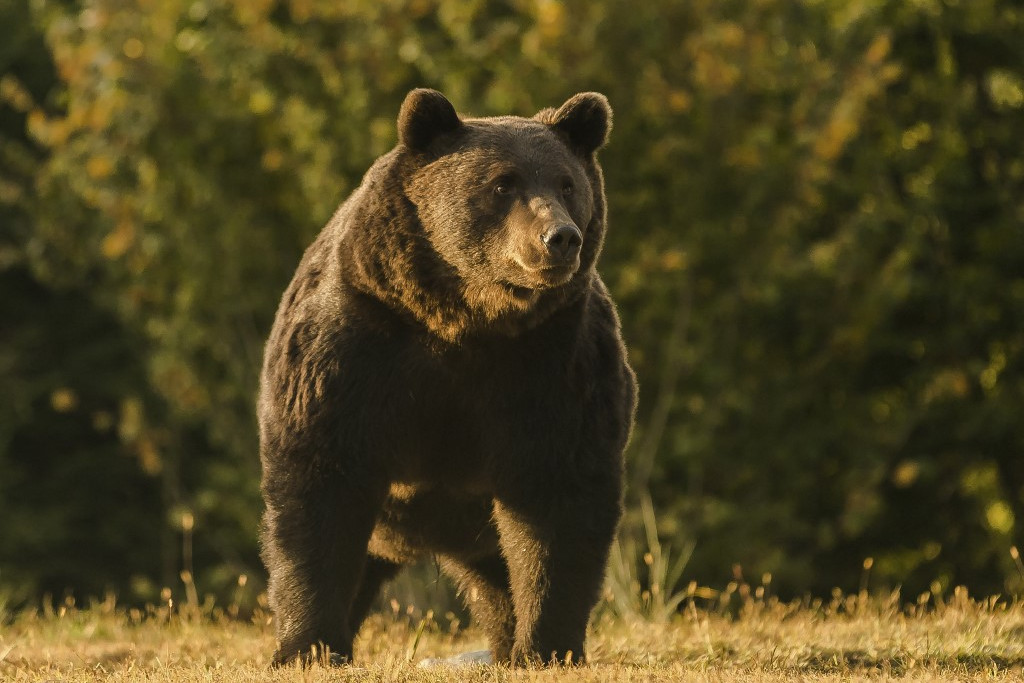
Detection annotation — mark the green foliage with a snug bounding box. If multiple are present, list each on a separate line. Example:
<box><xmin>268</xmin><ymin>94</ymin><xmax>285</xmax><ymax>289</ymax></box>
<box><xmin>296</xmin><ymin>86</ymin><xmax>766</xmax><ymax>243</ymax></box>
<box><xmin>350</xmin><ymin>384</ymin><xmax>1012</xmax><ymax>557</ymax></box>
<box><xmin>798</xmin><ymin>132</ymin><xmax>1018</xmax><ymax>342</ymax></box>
<box><xmin>605</xmin><ymin>492</ymin><xmax>694</xmax><ymax>623</ymax></box>
<box><xmin>1</xmin><ymin>0</ymin><xmax>1022</xmax><ymax>606</ymax></box>
<box><xmin>608</xmin><ymin>0</ymin><xmax>1024</xmax><ymax>597</ymax></box>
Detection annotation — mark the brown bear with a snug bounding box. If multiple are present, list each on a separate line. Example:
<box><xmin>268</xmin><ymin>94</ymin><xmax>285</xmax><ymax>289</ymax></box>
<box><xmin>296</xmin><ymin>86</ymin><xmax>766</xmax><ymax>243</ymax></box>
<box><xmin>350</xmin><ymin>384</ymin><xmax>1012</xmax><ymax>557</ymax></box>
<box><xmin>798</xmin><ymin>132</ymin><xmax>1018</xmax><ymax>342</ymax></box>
<box><xmin>258</xmin><ymin>88</ymin><xmax>637</xmax><ymax>667</ymax></box>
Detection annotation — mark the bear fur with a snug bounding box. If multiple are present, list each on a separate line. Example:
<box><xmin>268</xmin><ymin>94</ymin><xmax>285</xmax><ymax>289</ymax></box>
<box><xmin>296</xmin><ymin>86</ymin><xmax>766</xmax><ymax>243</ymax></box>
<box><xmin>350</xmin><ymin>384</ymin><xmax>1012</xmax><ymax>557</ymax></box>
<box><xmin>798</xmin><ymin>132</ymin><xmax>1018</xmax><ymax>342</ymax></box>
<box><xmin>258</xmin><ymin>89</ymin><xmax>637</xmax><ymax>667</ymax></box>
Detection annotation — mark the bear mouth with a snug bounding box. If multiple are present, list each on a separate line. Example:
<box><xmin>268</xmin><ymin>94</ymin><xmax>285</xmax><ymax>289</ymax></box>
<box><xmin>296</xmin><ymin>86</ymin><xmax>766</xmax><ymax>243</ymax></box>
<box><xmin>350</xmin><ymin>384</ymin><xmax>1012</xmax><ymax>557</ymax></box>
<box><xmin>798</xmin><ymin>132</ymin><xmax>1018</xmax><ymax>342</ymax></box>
<box><xmin>509</xmin><ymin>257</ymin><xmax>578</xmax><ymax>286</ymax></box>
<box><xmin>499</xmin><ymin>267</ymin><xmax>574</xmax><ymax>299</ymax></box>
<box><xmin>497</xmin><ymin>258</ymin><xmax>577</xmax><ymax>305</ymax></box>
<box><xmin>530</xmin><ymin>264</ymin><xmax>577</xmax><ymax>287</ymax></box>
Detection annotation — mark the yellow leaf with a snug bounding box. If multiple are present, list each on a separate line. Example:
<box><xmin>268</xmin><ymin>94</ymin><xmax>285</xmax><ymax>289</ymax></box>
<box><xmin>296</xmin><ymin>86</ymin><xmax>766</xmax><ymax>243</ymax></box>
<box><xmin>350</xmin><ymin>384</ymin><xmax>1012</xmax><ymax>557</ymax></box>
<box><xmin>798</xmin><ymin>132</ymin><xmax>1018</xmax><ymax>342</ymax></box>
<box><xmin>865</xmin><ymin>34</ymin><xmax>891</xmax><ymax>66</ymax></box>
<box><xmin>123</xmin><ymin>38</ymin><xmax>145</xmax><ymax>59</ymax></box>
<box><xmin>51</xmin><ymin>388</ymin><xmax>78</xmax><ymax>412</ymax></box>
<box><xmin>136</xmin><ymin>436</ymin><xmax>163</xmax><ymax>475</ymax></box>
<box><xmin>249</xmin><ymin>88</ymin><xmax>275</xmax><ymax>115</ymax></box>
<box><xmin>985</xmin><ymin>502</ymin><xmax>1014</xmax><ymax>534</ymax></box>
<box><xmin>891</xmin><ymin>461</ymin><xmax>920</xmax><ymax>488</ymax></box>
<box><xmin>86</xmin><ymin>155</ymin><xmax>114</xmax><ymax>179</ymax></box>
<box><xmin>261</xmin><ymin>148</ymin><xmax>284</xmax><ymax>171</ymax></box>
<box><xmin>535</xmin><ymin>0</ymin><xmax>565</xmax><ymax>41</ymax></box>
<box><xmin>102</xmin><ymin>220</ymin><xmax>136</xmax><ymax>259</ymax></box>
<box><xmin>660</xmin><ymin>249</ymin><xmax>688</xmax><ymax>271</ymax></box>
<box><xmin>668</xmin><ymin>90</ymin><xmax>691</xmax><ymax>113</ymax></box>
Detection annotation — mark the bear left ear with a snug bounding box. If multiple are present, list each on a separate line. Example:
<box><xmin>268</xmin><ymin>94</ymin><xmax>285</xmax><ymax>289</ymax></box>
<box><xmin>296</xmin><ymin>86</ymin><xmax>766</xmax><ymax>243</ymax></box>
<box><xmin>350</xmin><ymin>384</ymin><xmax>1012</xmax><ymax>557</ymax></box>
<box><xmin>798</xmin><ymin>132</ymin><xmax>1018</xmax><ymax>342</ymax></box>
<box><xmin>398</xmin><ymin>88</ymin><xmax>462</xmax><ymax>151</ymax></box>
<box><xmin>542</xmin><ymin>92</ymin><xmax>612</xmax><ymax>155</ymax></box>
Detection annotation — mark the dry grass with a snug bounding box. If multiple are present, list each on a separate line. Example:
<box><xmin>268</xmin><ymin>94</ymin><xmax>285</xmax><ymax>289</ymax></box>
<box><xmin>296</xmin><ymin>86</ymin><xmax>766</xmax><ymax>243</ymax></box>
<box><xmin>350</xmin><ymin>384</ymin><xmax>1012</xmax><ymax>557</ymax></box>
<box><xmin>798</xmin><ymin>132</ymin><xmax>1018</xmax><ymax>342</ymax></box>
<box><xmin>2</xmin><ymin>589</ymin><xmax>1023</xmax><ymax>682</ymax></box>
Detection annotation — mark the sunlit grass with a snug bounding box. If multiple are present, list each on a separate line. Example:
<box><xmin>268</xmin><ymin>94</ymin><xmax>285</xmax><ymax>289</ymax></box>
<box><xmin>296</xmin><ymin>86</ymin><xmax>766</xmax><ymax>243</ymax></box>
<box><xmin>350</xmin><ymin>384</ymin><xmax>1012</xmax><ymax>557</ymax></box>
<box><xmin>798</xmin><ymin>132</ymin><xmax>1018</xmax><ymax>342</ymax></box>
<box><xmin>2</xmin><ymin>579</ymin><xmax>1023</xmax><ymax>682</ymax></box>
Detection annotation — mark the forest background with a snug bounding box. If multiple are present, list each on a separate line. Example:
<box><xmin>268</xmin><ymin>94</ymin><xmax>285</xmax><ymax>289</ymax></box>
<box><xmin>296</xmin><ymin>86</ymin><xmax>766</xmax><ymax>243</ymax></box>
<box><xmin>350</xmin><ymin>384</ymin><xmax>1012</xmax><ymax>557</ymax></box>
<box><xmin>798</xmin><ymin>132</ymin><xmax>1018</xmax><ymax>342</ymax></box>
<box><xmin>1</xmin><ymin>0</ymin><xmax>1023</xmax><ymax>613</ymax></box>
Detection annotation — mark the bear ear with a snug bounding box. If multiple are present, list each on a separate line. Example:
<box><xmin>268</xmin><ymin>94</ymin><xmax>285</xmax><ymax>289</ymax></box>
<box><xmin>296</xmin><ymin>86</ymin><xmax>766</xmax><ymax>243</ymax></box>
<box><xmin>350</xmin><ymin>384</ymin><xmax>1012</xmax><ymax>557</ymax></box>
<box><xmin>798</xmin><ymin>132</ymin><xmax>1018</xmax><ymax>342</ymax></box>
<box><xmin>542</xmin><ymin>92</ymin><xmax>612</xmax><ymax>155</ymax></box>
<box><xmin>398</xmin><ymin>88</ymin><xmax>462</xmax><ymax>151</ymax></box>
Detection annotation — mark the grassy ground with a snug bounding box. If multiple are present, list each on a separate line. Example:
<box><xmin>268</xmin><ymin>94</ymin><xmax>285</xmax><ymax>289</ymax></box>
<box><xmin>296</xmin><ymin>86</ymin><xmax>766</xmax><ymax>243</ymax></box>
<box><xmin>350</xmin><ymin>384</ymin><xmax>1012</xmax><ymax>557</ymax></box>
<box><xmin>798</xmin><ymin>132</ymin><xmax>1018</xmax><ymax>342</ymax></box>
<box><xmin>2</xmin><ymin>590</ymin><xmax>1023</xmax><ymax>682</ymax></box>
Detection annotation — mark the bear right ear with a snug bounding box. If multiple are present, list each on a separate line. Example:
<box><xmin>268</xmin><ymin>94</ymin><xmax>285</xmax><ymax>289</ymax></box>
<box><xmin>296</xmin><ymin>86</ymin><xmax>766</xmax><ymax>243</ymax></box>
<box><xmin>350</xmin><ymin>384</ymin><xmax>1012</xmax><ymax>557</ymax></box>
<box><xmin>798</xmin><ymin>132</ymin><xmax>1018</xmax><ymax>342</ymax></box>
<box><xmin>541</xmin><ymin>92</ymin><xmax>612</xmax><ymax>155</ymax></box>
<box><xmin>398</xmin><ymin>88</ymin><xmax>462</xmax><ymax>151</ymax></box>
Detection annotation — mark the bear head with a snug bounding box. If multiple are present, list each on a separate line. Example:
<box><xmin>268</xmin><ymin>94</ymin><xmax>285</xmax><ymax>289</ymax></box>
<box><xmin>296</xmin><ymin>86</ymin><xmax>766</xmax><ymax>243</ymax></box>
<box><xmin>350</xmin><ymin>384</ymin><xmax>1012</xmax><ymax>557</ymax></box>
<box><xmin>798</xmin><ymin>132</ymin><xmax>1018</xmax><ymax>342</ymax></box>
<box><xmin>394</xmin><ymin>89</ymin><xmax>612</xmax><ymax>335</ymax></box>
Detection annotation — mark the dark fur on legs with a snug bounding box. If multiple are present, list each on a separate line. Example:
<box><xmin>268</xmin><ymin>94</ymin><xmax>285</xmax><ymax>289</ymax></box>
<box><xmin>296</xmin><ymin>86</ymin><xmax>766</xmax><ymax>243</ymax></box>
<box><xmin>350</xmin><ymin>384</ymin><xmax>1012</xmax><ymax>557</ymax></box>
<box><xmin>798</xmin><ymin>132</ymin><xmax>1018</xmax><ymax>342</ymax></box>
<box><xmin>441</xmin><ymin>554</ymin><xmax>517</xmax><ymax>662</ymax></box>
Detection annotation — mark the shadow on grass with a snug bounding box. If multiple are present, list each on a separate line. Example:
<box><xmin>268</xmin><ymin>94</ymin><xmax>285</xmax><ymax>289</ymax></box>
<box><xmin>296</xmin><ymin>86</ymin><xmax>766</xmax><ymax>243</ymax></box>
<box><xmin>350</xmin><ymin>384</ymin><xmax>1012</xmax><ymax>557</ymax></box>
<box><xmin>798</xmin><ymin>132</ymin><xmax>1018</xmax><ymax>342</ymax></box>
<box><xmin>800</xmin><ymin>649</ymin><xmax>1024</xmax><ymax>675</ymax></box>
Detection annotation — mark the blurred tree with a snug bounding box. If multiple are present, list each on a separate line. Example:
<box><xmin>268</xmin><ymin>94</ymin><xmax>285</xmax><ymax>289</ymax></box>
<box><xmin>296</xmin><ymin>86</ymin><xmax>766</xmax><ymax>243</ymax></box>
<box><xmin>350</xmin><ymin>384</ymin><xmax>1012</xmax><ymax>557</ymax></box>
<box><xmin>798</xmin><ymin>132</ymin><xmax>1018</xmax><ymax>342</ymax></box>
<box><xmin>0</xmin><ymin>268</ymin><xmax>168</xmax><ymax>602</ymax></box>
<box><xmin>0</xmin><ymin>0</ymin><xmax>172</xmax><ymax>603</ymax></box>
<box><xmin>595</xmin><ymin>0</ymin><xmax>1024</xmax><ymax>596</ymax></box>
<box><xmin>2</xmin><ymin>0</ymin><xmax>1021</xmax><ymax>606</ymax></box>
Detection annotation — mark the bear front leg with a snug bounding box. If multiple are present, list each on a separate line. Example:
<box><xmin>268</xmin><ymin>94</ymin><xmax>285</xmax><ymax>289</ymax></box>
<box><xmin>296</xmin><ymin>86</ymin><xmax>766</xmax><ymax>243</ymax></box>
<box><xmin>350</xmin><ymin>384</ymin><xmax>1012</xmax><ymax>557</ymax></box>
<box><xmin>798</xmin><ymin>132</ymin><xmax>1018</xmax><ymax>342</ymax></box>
<box><xmin>261</xmin><ymin>471</ymin><xmax>386</xmax><ymax>667</ymax></box>
<box><xmin>493</xmin><ymin>478</ymin><xmax>622</xmax><ymax>666</ymax></box>
<box><xmin>348</xmin><ymin>555</ymin><xmax>401</xmax><ymax>636</ymax></box>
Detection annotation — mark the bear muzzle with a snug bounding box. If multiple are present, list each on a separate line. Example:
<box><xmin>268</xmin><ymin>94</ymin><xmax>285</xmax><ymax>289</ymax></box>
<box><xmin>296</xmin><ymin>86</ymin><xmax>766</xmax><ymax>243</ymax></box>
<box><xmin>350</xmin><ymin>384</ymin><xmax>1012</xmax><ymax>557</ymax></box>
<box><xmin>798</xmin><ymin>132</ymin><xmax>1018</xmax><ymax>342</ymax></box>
<box><xmin>529</xmin><ymin>223</ymin><xmax>582</xmax><ymax>286</ymax></box>
<box><xmin>541</xmin><ymin>224</ymin><xmax>583</xmax><ymax>262</ymax></box>
<box><xmin>514</xmin><ymin>252</ymin><xmax>580</xmax><ymax>289</ymax></box>
<box><xmin>503</xmin><ymin>214</ymin><xmax>583</xmax><ymax>292</ymax></box>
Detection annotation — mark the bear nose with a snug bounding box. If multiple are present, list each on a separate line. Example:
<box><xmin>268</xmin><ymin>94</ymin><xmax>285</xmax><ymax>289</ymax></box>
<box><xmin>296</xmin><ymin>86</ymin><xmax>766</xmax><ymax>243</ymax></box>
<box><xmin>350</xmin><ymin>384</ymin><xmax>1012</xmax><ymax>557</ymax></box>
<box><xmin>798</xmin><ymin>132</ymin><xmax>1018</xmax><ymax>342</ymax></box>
<box><xmin>541</xmin><ymin>224</ymin><xmax>583</xmax><ymax>261</ymax></box>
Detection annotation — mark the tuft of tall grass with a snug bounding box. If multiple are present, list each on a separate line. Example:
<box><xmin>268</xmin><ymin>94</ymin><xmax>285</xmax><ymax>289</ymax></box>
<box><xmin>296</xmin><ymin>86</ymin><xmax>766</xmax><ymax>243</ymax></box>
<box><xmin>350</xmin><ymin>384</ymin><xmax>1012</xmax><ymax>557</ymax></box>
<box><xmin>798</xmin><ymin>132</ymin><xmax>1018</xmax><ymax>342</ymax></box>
<box><xmin>604</xmin><ymin>491</ymin><xmax>693</xmax><ymax>622</ymax></box>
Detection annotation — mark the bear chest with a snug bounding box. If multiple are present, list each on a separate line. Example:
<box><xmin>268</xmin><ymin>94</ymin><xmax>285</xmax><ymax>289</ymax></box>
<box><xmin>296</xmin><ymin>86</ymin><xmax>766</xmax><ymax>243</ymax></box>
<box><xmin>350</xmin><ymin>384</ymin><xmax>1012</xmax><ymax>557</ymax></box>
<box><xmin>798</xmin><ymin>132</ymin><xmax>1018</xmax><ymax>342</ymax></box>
<box><xmin>352</xmin><ymin>331</ymin><xmax>588</xmax><ymax>486</ymax></box>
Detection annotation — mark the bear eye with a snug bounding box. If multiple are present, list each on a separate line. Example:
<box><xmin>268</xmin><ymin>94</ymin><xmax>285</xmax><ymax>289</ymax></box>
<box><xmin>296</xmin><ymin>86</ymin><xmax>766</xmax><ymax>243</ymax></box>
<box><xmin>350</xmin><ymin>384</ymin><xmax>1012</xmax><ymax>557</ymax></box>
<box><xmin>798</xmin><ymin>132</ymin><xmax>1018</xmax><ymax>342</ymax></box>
<box><xmin>561</xmin><ymin>181</ymin><xmax>574</xmax><ymax>197</ymax></box>
<box><xmin>493</xmin><ymin>178</ymin><xmax>516</xmax><ymax>196</ymax></box>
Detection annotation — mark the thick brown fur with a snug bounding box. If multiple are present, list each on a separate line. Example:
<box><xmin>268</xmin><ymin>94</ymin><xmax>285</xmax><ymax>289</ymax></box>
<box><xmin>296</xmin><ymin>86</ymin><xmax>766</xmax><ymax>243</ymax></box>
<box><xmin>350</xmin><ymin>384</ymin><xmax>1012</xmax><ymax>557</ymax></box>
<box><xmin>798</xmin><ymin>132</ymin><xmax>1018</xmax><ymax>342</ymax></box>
<box><xmin>258</xmin><ymin>89</ymin><xmax>637</xmax><ymax>667</ymax></box>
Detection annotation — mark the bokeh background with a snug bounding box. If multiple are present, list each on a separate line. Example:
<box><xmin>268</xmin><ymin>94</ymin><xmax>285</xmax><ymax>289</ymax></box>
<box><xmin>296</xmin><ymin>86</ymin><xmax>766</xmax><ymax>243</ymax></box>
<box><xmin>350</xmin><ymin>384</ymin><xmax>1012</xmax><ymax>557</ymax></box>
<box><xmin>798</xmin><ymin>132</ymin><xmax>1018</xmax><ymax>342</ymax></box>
<box><xmin>2</xmin><ymin>0</ymin><xmax>1023</xmax><ymax>612</ymax></box>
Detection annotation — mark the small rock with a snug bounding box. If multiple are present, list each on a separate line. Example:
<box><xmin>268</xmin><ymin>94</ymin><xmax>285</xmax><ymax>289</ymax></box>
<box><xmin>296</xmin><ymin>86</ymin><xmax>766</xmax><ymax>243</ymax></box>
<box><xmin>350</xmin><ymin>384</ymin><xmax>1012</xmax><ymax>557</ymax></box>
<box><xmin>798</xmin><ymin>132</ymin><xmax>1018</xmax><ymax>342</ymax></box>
<box><xmin>417</xmin><ymin>650</ymin><xmax>493</xmax><ymax>668</ymax></box>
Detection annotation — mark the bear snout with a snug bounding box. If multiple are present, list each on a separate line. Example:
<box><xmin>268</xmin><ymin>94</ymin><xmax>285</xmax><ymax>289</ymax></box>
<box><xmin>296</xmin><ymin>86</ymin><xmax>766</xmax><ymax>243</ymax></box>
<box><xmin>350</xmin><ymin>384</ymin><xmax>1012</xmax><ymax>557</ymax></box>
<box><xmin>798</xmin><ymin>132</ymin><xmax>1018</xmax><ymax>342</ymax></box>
<box><xmin>541</xmin><ymin>224</ymin><xmax>583</xmax><ymax>262</ymax></box>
